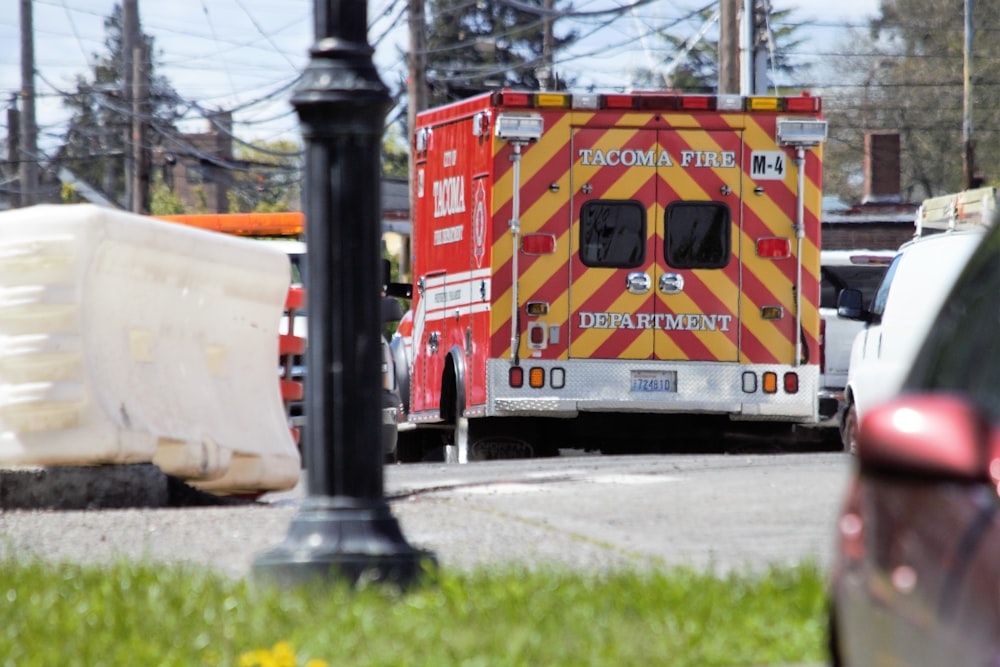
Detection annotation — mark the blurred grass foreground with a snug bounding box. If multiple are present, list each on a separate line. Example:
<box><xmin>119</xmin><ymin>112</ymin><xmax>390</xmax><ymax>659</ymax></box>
<box><xmin>0</xmin><ymin>558</ymin><xmax>827</xmax><ymax>666</ymax></box>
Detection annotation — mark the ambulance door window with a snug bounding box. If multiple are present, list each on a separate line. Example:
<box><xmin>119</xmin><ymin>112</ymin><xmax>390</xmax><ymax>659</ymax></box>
<box><xmin>579</xmin><ymin>200</ymin><xmax>646</xmax><ymax>268</ymax></box>
<box><xmin>663</xmin><ymin>201</ymin><xmax>731</xmax><ymax>269</ymax></box>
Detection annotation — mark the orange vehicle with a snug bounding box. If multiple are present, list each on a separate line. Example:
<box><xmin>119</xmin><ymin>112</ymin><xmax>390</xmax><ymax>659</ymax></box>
<box><xmin>392</xmin><ymin>89</ymin><xmax>828</xmax><ymax>462</ymax></box>
<box><xmin>154</xmin><ymin>212</ymin><xmax>304</xmax><ymax>237</ymax></box>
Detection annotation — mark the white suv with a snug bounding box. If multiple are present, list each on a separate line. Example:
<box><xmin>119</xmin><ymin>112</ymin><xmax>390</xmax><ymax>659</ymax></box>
<box><xmin>837</xmin><ymin>187</ymin><xmax>997</xmax><ymax>451</ymax></box>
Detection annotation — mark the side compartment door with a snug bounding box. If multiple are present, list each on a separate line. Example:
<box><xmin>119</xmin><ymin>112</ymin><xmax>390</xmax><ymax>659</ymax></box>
<box><xmin>410</xmin><ymin>270</ymin><xmax>448</xmax><ymax>414</ymax></box>
<box><xmin>467</xmin><ymin>175</ymin><xmax>492</xmax><ymax>408</ymax></box>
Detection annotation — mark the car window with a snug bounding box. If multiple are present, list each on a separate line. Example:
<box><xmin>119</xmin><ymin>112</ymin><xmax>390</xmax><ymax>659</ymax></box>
<box><xmin>289</xmin><ymin>254</ymin><xmax>304</xmax><ymax>285</ymax></box>
<box><xmin>820</xmin><ymin>265</ymin><xmax>890</xmax><ymax>309</ymax></box>
<box><xmin>906</xmin><ymin>229</ymin><xmax>1000</xmax><ymax>421</ymax></box>
<box><xmin>869</xmin><ymin>254</ymin><xmax>902</xmax><ymax>317</ymax></box>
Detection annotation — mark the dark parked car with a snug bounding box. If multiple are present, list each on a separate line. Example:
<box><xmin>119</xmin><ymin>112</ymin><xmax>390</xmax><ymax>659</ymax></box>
<box><xmin>828</xmin><ymin>218</ymin><xmax>1000</xmax><ymax>665</ymax></box>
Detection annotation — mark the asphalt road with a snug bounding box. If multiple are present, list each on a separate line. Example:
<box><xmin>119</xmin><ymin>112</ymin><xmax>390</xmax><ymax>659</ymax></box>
<box><xmin>0</xmin><ymin>451</ymin><xmax>852</xmax><ymax>579</ymax></box>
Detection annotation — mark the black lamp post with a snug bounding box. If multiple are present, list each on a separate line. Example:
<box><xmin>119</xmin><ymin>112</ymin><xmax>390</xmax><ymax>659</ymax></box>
<box><xmin>253</xmin><ymin>0</ymin><xmax>431</xmax><ymax>587</ymax></box>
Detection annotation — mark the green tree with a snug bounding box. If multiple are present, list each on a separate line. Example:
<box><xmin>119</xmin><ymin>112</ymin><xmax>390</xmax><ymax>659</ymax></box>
<box><xmin>629</xmin><ymin>6</ymin><xmax>806</xmax><ymax>92</ymax></box>
<box><xmin>226</xmin><ymin>140</ymin><xmax>303</xmax><ymax>213</ymax></box>
<box><xmin>149</xmin><ymin>177</ymin><xmax>185</xmax><ymax>215</ymax></box>
<box><xmin>821</xmin><ymin>0</ymin><xmax>1000</xmax><ymax>202</ymax></box>
<box><xmin>58</xmin><ymin>3</ymin><xmax>179</xmax><ymax>206</ymax></box>
<box><xmin>382</xmin><ymin>124</ymin><xmax>409</xmax><ymax>179</ymax></box>
<box><xmin>425</xmin><ymin>0</ymin><xmax>577</xmax><ymax>105</ymax></box>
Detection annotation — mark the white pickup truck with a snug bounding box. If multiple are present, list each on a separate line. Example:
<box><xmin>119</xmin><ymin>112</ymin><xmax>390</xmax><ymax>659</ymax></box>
<box><xmin>818</xmin><ymin>249</ymin><xmax>895</xmax><ymax>425</ymax></box>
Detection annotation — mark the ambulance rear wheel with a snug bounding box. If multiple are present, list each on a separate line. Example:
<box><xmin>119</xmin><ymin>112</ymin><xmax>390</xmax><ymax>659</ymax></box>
<box><xmin>447</xmin><ymin>416</ymin><xmax>537</xmax><ymax>462</ymax></box>
<box><xmin>442</xmin><ymin>361</ymin><xmax>471</xmax><ymax>464</ymax></box>
<box><xmin>465</xmin><ymin>417</ymin><xmax>535</xmax><ymax>461</ymax></box>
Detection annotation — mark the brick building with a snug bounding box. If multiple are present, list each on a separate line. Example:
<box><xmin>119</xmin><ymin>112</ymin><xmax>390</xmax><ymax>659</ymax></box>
<box><xmin>158</xmin><ymin>112</ymin><xmax>234</xmax><ymax>214</ymax></box>
<box><xmin>822</xmin><ymin>131</ymin><xmax>919</xmax><ymax>251</ymax></box>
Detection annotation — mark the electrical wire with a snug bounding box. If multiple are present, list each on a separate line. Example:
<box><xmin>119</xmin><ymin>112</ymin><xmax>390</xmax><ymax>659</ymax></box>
<box><xmin>231</xmin><ymin>0</ymin><xmax>301</xmax><ymax>70</ymax></box>
<box><xmin>13</xmin><ymin>1</ymin><xmax>1000</xmax><ymax>177</ymax></box>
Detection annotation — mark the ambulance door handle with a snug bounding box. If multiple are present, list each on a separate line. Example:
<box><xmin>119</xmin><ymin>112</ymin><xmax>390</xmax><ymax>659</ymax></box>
<box><xmin>625</xmin><ymin>272</ymin><xmax>651</xmax><ymax>295</ymax></box>
<box><xmin>659</xmin><ymin>273</ymin><xmax>684</xmax><ymax>295</ymax></box>
<box><xmin>428</xmin><ymin>331</ymin><xmax>440</xmax><ymax>354</ymax></box>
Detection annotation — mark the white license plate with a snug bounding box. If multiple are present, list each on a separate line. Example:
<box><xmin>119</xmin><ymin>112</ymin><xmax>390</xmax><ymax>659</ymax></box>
<box><xmin>630</xmin><ymin>370</ymin><xmax>677</xmax><ymax>393</ymax></box>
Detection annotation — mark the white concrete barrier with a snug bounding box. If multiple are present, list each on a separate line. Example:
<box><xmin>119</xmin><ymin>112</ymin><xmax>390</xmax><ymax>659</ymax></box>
<box><xmin>0</xmin><ymin>204</ymin><xmax>301</xmax><ymax>494</ymax></box>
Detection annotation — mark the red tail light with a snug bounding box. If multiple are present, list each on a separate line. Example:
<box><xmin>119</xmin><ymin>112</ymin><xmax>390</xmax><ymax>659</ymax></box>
<box><xmin>528</xmin><ymin>324</ymin><xmax>546</xmax><ymax>346</ymax></box>
<box><xmin>521</xmin><ymin>233</ymin><xmax>556</xmax><ymax>254</ymax></box>
<box><xmin>756</xmin><ymin>237</ymin><xmax>791</xmax><ymax>259</ymax></box>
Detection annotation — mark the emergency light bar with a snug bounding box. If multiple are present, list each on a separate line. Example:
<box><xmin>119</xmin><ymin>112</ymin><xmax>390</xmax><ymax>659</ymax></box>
<box><xmin>776</xmin><ymin>118</ymin><xmax>828</xmax><ymax>146</ymax></box>
<box><xmin>486</xmin><ymin>90</ymin><xmax>822</xmax><ymax>113</ymax></box>
<box><xmin>495</xmin><ymin>113</ymin><xmax>544</xmax><ymax>143</ymax></box>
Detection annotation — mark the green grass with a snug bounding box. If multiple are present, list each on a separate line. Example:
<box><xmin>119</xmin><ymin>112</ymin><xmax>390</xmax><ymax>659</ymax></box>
<box><xmin>0</xmin><ymin>558</ymin><xmax>828</xmax><ymax>667</ymax></box>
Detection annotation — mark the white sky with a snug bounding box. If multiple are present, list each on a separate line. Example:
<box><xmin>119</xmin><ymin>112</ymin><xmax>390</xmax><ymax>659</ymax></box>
<box><xmin>0</xmin><ymin>0</ymin><xmax>881</xmax><ymax>153</ymax></box>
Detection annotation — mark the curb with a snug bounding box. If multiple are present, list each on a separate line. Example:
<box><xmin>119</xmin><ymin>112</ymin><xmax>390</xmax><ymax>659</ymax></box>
<box><xmin>0</xmin><ymin>464</ymin><xmax>253</xmax><ymax>510</ymax></box>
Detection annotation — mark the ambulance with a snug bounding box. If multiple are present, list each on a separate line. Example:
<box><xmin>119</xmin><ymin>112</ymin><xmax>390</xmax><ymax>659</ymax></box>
<box><xmin>392</xmin><ymin>89</ymin><xmax>828</xmax><ymax>462</ymax></box>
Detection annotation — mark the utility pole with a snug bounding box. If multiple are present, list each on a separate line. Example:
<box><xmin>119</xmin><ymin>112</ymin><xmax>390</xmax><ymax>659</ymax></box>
<box><xmin>122</xmin><ymin>0</ymin><xmax>140</xmax><ymax>210</ymax></box>
<box><xmin>406</xmin><ymin>0</ymin><xmax>427</xmax><ymax>278</ymax></box>
<box><xmin>962</xmin><ymin>0</ymin><xmax>975</xmax><ymax>188</ymax></box>
<box><xmin>132</xmin><ymin>44</ymin><xmax>150</xmax><ymax>213</ymax></box>
<box><xmin>7</xmin><ymin>101</ymin><xmax>20</xmax><ymax>208</ymax></box>
<box><xmin>750</xmin><ymin>0</ymin><xmax>771</xmax><ymax>95</ymax></box>
<box><xmin>407</xmin><ymin>0</ymin><xmax>427</xmax><ymax>124</ymax></box>
<box><xmin>539</xmin><ymin>0</ymin><xmax>555</xmax><ymax>90</ymax></box>
<box><xmin>19</xmin><ymin>0</ymin><xmax>39</xmax><ymax>206</ymax></box>
<box><xmin>718</xmin><ymin>0</ymin><xmax>739</xmax><ymax>94</ymax></box>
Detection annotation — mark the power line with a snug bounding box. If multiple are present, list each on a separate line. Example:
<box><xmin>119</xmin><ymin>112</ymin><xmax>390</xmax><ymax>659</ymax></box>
<box><xmin>231</xmin><ymin>0</ymin><xmax>301</xmax><ymax>70</ymax></box>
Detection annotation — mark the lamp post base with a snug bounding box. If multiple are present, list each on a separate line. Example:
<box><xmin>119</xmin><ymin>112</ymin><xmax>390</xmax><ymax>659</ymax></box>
<box><xmin>253</xmin><ymin>495</ymin><xmax>434</xmax><ymax>588</ymax></box>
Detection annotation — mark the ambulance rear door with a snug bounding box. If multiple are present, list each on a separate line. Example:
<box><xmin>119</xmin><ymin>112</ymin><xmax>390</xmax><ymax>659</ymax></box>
<box><xmin>568</xmin><ymin>126</ymin><xmax>742</xmax><ymax>366</ymax></box>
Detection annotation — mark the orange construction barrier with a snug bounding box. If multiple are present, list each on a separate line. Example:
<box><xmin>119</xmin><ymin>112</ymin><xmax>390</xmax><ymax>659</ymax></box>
<box><xmin>0</xmin><ymin>204</ymin><xmax>302</xmax><ymax>495</ymax></box>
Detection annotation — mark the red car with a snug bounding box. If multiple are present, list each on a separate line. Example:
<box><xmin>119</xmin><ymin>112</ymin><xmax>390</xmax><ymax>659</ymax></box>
<box><xmin>829</xmin><ymin>218</ymin><xmax>1000</xmax><ymax>666</ymax></box>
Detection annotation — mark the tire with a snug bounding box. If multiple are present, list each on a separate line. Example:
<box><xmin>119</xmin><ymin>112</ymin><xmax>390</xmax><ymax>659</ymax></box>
<box><xmin>442</xmin><ymin>358</ymin><xmax>470</xmax><ymax>464</ymax></box>
<box><xmin>389</xmin><ymin>336</ymin><xmax>410</xmax><ymax>414</ymax></box>
<box><xmin>828</xmin><ymin>602</ymin><xmax>843</xmax><ymax>667</ymax></box>
<box><xmin>447</xmin><ymin>414</ymin><xmax>536</xmax><ymax>462</ymax></box>
<box><xmin>841</xmin><ymin>402</ymin><xmax>859</xmax><ymax>454</ymax></box>
<box><xmin>466</xmin><ymin>417</ymin><xmax>535</xmax><ymax>461</ymax></box>
<box><xmin>394</xmin><ymin>429</ymin><xmax>425</xmax><ymax>463</ymax></box>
